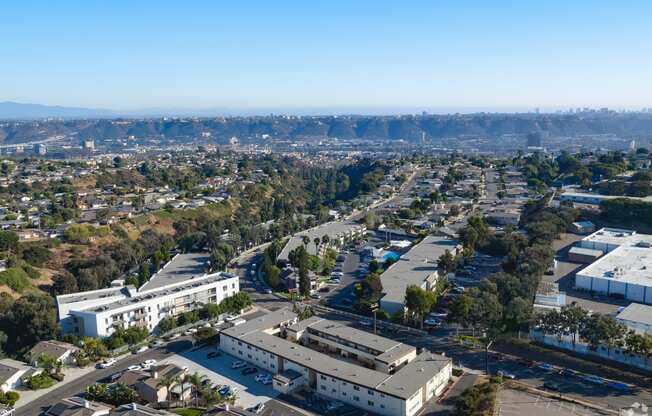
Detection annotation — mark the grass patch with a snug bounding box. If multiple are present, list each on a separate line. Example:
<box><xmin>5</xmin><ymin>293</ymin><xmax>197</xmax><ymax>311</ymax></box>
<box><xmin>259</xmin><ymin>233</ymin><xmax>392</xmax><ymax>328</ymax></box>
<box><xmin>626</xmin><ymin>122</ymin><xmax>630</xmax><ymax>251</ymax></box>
<box><xmin>25</xmin><ymin>373</ymin><xmax>57</xmax><ymax>390</ymax></box>
<box><xmin>0</xmin><ymin>267</ymin><xmax>32</xmax><ymax>293</ymax></box>
<box><xmin>172</xmin><ymin>409</ymin><xmax>204</xmax><ymax>416</ymax></box>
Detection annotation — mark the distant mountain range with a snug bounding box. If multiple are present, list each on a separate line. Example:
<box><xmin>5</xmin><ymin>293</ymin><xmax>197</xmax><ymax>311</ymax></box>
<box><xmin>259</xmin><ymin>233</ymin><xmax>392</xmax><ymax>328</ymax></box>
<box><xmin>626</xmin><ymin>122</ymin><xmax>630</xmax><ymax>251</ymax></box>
<box><xmin>1</xmin><ymin>111</ymin><xmax>652</xmax><ymax>145</ymax></box>
<box><xmin>0</xmin><ymin>101</ymin><xmax>117</xmax><ymax>119</ymax></box>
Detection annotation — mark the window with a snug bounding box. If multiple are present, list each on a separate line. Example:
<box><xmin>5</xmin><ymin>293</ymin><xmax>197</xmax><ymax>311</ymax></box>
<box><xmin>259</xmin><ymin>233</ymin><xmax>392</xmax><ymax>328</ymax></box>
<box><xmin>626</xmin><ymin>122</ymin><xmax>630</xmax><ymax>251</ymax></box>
<box><xmin>368</xmin><ymin>390</ymin><xmax>374</xmax><ymax>396</ymax></box>
<box><xmin>248</xmin><ymin>354</ymin><xmax>252</xmax><ymax>359</ymax></box>
<box><xmin>380</xmin><ymin>394</ymin><xmax>385</xmax><ymax>398</ymax></box>
<box><xmin>368</xmin><ymin>401</ymin><xmax>374</xmax><ymax>406</ymax></box>
<box><xmin>247</xmin><ymin>345</ymin><xmax>252</xmax><ymax>350</ymax></box>
<box><xmin>353</xmin><ymin>396</ymin><xmax>359</xmax><ymax>402</ymax></box>
<box><xmin>271</xmin><ymin>364</ymin><xmax>275</xmax><ymax>369</ymax></box>
<box><xmin>380</xmin><ymin>405</ymin><xmax>385</xmax><ymax>409</ymax></box>
<box><xmin>332</xmin><ymin>389</ymin><xmax>336</xmax><ymax>393</ymax></box>
<box><xmin>223</xmin><ymin>285</ymin><xmax>228</xmax><ymax>291</ymax></box>
<box><xmin>320</xmin><ymin>375</ymin><xmax>326</xmax><ymax>380</ymax></box>
<box><xmin>353</xmin><ymin>386</ymin><xmax>360</xmax><ymax>391</ymax></box>
<box><xmin>232</xmin><ymin>283</ymin><xmax>236</xmax><ymax>288</ymax></box>
<box><xmin>321</xmin><ymin>385</ymin><xmax>326</xmax><ymax>391</ymax></box>
<box><xmin>342</xmin><ymin>392</ymin><xmax>347</xmax><ymax>396</ymax></box>
<box><xmin>238</xmin><ymin>351</ymin><xmax>243</xmax><ymax>355</ymax></box>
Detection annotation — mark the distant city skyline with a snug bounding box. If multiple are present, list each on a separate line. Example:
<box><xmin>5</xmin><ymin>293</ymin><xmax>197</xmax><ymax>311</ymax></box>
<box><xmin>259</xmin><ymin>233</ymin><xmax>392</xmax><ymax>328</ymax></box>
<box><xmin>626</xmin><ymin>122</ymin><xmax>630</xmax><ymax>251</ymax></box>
<box><xmin>2</xmin><ymin>1</ymin><xmax>651</xmax><ymax>111</ymax></box>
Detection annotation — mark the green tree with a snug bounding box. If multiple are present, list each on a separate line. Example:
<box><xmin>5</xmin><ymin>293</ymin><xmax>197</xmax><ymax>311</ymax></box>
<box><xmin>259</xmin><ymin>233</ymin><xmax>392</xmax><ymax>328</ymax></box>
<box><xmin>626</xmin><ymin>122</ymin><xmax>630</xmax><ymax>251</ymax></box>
<box><xmin>404</xmin><ymin>285</ymin><xmax>436</xmax><ymax>328</ymax></box>
<box><xmin>156</xmin><ymin>374</ymin><xmax>178</xmax><ymax>407</ymax></box>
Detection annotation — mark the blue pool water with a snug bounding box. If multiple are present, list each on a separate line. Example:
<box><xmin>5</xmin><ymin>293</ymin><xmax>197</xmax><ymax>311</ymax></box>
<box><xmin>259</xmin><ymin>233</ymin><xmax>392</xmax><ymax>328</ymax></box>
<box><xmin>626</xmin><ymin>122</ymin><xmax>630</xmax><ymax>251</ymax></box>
<box><xmin>382</xmin><ymin>251</ymin><xmax>400</xmax><ymax>262</ymax></box>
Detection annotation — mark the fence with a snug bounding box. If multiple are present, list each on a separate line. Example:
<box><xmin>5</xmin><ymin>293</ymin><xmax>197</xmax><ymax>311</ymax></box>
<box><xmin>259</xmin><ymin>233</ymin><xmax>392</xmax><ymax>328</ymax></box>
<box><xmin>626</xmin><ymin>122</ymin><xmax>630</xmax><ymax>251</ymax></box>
<box><xmin>530</xmin><ymin>330</ymin><xmax>652</xmax><ymax>372</ymax></box>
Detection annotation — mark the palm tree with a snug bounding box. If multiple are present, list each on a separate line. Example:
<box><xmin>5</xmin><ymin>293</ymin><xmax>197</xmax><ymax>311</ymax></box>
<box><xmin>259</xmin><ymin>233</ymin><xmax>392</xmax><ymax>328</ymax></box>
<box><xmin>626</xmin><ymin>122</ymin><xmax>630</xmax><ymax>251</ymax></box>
<box><xmin>301</xmin><ymin>235</ymin><xmax>309</xmax><ymax>247</ymax></box>
<box><xmin>186</xmin><ymin>372</ymin><xmax>207</xmax><ymax>407</ymax></box>
<box><xmin>156</xmin><ymin>374</ymin><xmax>177</xmax><ymax>408</ymax></box>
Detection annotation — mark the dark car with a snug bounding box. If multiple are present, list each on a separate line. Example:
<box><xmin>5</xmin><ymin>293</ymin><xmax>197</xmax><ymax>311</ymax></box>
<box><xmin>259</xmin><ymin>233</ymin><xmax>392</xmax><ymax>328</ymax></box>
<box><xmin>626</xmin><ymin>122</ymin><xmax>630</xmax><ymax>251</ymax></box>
<box><xmin>207</xmin><ymin>351</ymin><xmax>221</xmax><ymax>359</ymax></box>
<box><xmin>242</xmin><ymin>367</ymin><xmax>258</xmax><ymax>375</ymax></box>
<box><xmin>543</xmin><ymin>381</ymin><xmax>560</xmax><ymax>391</ymax></box>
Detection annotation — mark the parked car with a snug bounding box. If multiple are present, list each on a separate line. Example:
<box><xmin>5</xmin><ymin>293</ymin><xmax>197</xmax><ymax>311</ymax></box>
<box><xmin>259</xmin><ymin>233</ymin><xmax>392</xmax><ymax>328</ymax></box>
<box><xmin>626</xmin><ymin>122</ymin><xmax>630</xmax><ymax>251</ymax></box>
<box><xmin>261</xmin><ymin>375</ymin><xmax>273</xmax><ymax>385</ymax></box>
<box><xmin>543</xmin><ymin>381</ymin><xmax>560</xmax><ymax>391</ymax></box>
<box><xmin>127</xmin><ymin>365</ymin><xmax>141</xmax><ymax>371</ymax></box>
<box><xmin>231</xmin><ymin>361</ymin><xmax>247</xmax><ymax>369</ymax></box>
<box><xmin>424</xmin><ymin>318</ymin><xmax>442</xmax><ymax>327</ymax></box>
<box><xmin>132</xmin><ymin>345</ymin><xmax>148</xmax><ymax>354</ymax></box>
<box><xmin>141</xmin><ymin>359</ymin><xmax>157</xmax><ymax>368</ymax></box>
<box><xmin>310</xmin><ymin>294</ymin><xmax>321</xmax><ymax>300</ymax></box>
<box><xmin>207</xmin><ymin>351</ymin><xmax>221</xmax><ymax>359</ymax></box>
<box><xmin>242</xmin><ymin>367</ymin><xmax>258</xmax><ymax>375</ymax></box>
<box><xmin>607</xmin><ymin>381</ymin><xmax>630</xmax><ymax>391</ymax></box>
<box><xmin>264</xmin><ymin>289</ymin><xmax>273</xmax><ymax>295</ymax></box>
<box><xmin>225</xmin><ymin>314</ymin><xmax>239</xmax><ymax>322</ymax></box>
<box><xmin>110</xmin><ymin>372</ymin><xmax>123</xmax><ymax>382</ymax></box>
<box><xmin>255</xmin><ymin>373</ymin><xmax>269</xmax><ymax>382</ymax></box>
<box><xmin>360</xmin><ymin>320</ymin><xmax>373</xmax><ymax>327</ymax></box>
<box><xmin>150</xmin><ymin>340</ymin><xmax>165</xmax><ymax>348</ymax></box>
<box><xmin>536</xmin><ymin>362</ymin><xmax>555</xmax><ymax>372</ymax></box>
<box><xmin>497</xmin><ymin>370</ymin><xmax>516</xmax><ymax>379</ymax></box>
<box><xmin>581</xmin><ymin>374</ymin><xmax>605</xmax><ymax>385</ymax></box>
<box><xmin>249</xmin><ymin>403</ymin><xmax>265</xmax><ymax>414</ymax></box>
<box><xmin>99</xmin><ymin>358</ymin><xmax>117</xmax><ymax>369</ymax></box>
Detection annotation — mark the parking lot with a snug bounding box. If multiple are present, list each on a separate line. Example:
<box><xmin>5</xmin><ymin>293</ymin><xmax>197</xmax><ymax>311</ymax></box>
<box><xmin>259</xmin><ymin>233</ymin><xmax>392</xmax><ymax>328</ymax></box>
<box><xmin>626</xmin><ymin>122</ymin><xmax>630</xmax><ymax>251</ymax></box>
<box><xmin>496</xmin><ymin>387</ymin><xmax>606</xmax><ymax>416</ymax></box>
<box><xmin>157</xmin><ymin>346</ymin><xmax>280</xmax><ymax>410</ymax></box>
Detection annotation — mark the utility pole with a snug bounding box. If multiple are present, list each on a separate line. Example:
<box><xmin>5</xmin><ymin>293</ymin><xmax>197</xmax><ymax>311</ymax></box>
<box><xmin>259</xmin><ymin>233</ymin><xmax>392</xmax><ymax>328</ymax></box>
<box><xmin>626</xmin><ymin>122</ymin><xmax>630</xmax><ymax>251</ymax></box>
<box><xmin>371</xmin><ymin>302</ymin><xmax>379</xmax><ymax>335</ymax></box>
<box><xmin>485</xmin><ymin>340</ymin><xmax>494</xmax><ymax>376</ymax></box>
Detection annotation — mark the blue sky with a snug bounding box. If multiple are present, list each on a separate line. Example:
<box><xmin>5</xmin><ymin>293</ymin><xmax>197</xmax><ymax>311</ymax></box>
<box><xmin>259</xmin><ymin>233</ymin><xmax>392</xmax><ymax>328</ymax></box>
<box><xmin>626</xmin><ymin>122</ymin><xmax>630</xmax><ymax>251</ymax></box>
<box><xmin>2</xmin><ymin>1</ymin><xmax>651</xmax><ymax>112</ymax></box>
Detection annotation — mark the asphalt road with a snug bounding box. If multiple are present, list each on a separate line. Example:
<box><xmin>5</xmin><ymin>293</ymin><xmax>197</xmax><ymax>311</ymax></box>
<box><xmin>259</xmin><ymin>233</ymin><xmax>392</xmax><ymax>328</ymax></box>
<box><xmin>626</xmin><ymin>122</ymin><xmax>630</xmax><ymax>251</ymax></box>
<box><xmin>15</xmin><ymin>339</ymin><xmax>194</xmax><ymax>416</ymax></box>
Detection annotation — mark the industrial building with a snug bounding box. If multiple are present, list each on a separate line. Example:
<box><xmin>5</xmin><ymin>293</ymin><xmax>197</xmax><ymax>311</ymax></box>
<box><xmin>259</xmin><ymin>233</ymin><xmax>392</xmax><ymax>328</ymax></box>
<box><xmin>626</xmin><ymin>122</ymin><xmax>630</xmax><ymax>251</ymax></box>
<box><xmin>220</xmin><ymin>310</ymin><xmax>451</xmax><ymax>416</ymax></box>
<box><xmin>56</xmin><ymin>253</ymin><xmax>239</xmax><ymax>337</ymax></box>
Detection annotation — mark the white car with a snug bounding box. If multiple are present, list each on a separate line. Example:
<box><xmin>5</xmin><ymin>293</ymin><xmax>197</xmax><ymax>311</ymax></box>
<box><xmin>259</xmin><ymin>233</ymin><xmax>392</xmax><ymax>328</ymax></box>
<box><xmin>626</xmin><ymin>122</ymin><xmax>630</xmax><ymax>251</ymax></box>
<box><xmin>99</xmin><ymin>358</ymin><xmax>117</xmax><ymax>369</ymax></box>
<box><xmin>497</xmin><ymin>370</ymin><xmax>516</xmax><ymax>379</ymax></box>
<box><xmin>142</xmin><ymin>359</ymin><xmax>157</xmax><ymax>367</ymax></box>
<box><xmin>249</xmin><ymin>403</ymin><xmax>265</xmax><ymax>414</ymax></box>
<box><xmin>424</xmin><ymin>318</ymin><xmax>442</xmax><ymax>327</ymax></box>
<box><xmin>231</xmin><ymin>361</ymin><xmax>247</xmax><ymax>369</ymax></box>
<box><xmin>255</xmin><ymin>373</ymin><xmax>269</xmax><ymax>382</ymax></box>
<box><xmin>225</xmin><ymin>314</ymin><xmax>239</xmax><ymax>322</ymax></box>
<box><xmin>127</xmin><ymin>365</ymin><xmax>142</xmax><ymax>371</ymax></box>
<box><xmin>261</xmin><ymin>375</ymin><xmax>273</xmax><ymax>385</ymax></box>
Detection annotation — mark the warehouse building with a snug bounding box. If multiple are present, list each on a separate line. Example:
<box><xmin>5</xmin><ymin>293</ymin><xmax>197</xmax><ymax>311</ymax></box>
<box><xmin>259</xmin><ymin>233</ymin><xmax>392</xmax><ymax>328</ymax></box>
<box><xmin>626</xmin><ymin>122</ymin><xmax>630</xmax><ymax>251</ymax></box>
<box><xmin>616</xmin><ymin>303</ymin><xmax>652</xmax><ymax>335</ymax></box>
<box><xmin>575</xmin><ymin>245</ymin><xmax>652</xmax><ymax>304</ymax></box>
<box><xmin>220</xmin><ymin>310</ymin><xmax>451</xmax><ymax>416</ymax></box>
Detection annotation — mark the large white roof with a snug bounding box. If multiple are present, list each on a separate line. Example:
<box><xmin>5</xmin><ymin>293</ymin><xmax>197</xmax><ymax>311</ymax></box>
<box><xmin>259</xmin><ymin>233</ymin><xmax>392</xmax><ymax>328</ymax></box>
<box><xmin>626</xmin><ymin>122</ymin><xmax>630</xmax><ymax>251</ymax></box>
<box><xmin>577</xmin><ymin>245</ymin><xmax>652</xmax><ymax>287</ymax></box>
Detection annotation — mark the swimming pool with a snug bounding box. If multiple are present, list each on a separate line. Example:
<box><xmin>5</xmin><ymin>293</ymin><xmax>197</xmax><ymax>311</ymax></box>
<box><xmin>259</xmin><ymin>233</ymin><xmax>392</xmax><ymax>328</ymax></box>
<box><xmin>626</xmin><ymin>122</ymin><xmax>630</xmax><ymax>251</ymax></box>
<box><xmin>382</xmin><ymin>251</ymin><xmax>400</xmax><ymax>262</ymax></box>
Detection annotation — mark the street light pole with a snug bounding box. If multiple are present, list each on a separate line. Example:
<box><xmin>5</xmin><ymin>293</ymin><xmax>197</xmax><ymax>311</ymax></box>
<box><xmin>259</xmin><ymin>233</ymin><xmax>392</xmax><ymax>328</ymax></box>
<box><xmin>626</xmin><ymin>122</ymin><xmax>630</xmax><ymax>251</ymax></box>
<box><xmin>485</xmin><ymin>340</ymin><xmax>494</xmax><ymax>376</ymax></box>
<box><xmin>373</xmin><ymin>309</ymin><xmax>377</xmax><ymax>335</ymax></box>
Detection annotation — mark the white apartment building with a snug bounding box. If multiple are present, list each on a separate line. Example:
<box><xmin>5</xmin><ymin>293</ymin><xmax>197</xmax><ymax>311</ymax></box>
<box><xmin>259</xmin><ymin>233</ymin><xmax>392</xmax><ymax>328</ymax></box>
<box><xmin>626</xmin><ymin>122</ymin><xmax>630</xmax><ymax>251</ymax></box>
<box><xmin>380</xmin><ymin>236</ymin><xmax>460</xmax><ymax>315</ymax></box>
<box><xmin>56</xmin><ymin>254</ymin><xmax>239</xmax><ymax>337</ymax></box>
<box><xmin>220</xmin><ymin>310</ymin><xmax>451</xmax><ymax>416</ymax></box>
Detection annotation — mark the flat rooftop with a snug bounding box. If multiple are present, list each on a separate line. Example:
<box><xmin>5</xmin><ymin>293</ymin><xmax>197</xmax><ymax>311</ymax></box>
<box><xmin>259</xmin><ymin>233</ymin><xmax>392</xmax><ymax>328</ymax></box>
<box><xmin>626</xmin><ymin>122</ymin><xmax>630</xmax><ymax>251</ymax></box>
<box><xmin>225</xmin><ymin>310</ymin><xmax>450</xmax><ymax>399</ymax></box>
<box><xmin>616</xmin><ymin>303</ymin><xmax>652</xmax><ymax>327</ymax></box>
<box><xmin>140</xmin><ymin>252</ymin><xmax>210</xmax><ymax>291</ymax></box>
<box><xmin>288</xmin><ymin>317</ymin><xmax>415</xmax><ymax>359</ymax></box>
<box><xmin>278</xmin><ymin>221</ymin><xmax>364</xmax><ymax>261</ymax></box>
<box><xmin>376</xmin><ymin>351</ymin><xmax>450</xmax><ymax>398</ymax></box>
<box><xmin>81</xmin><ymin>272</ymin><xmax>236</xmax><ymax>314</ymax></box>
<box><xmin>57</xmin><ymin>285</ymin><xmax>132</xmax><ymax>305</ymax></box>
<box><xmin>380</xmin><ymin>236</ymin><xmax>458</xmax><ymax>306</ymax></box>
<box><xmin>577</xmin><ymin>246</ymin><xmax>652</xmax><ymax>287</ymax></box>
<box><xmin>581</xmin><ymin>228</ymin><xmax>652</xmax><ymax>249</ymax></box>
<box><xmin>221</xmin><ymin>308</ymin><xmax>297</xmax><ymax>338</ymax></box>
